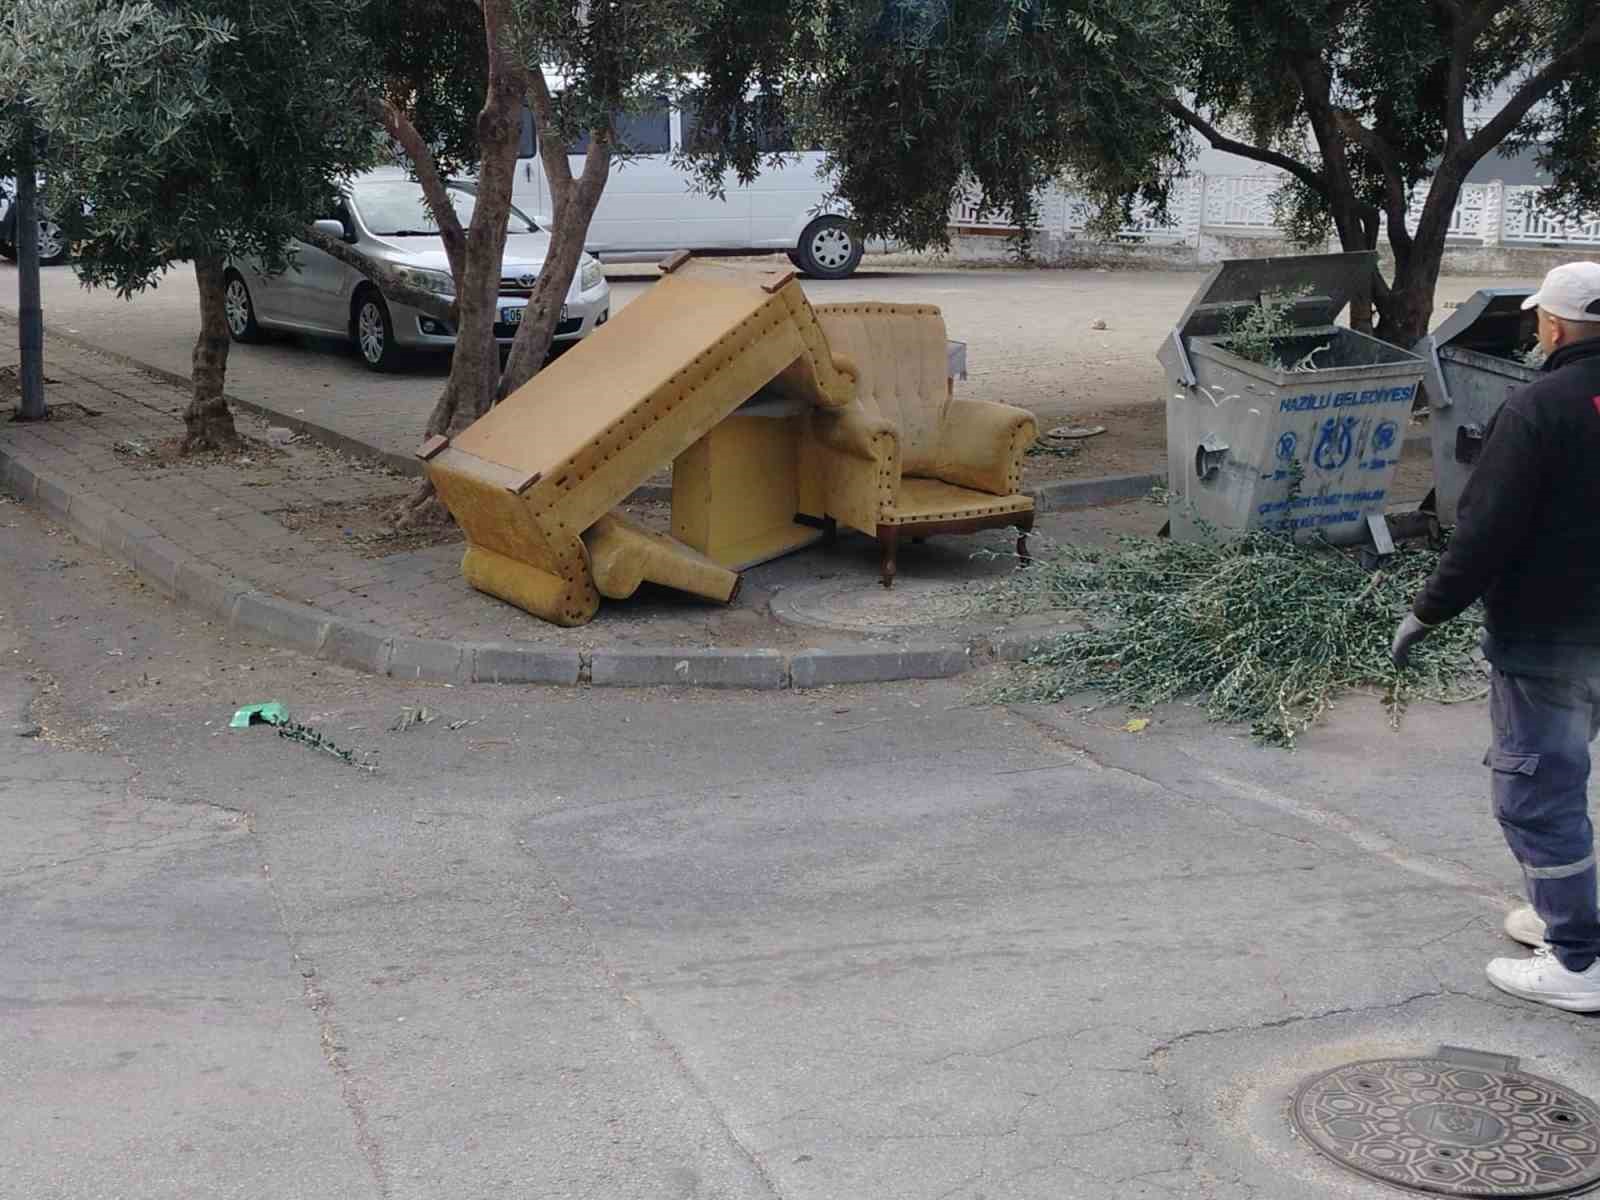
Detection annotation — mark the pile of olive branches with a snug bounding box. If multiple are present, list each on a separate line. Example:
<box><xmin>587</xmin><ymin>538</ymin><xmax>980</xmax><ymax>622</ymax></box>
<box><xmin>990</xmin><ymin>531</ymin><xmax>1487</xmax><ymax>746</ymax></box>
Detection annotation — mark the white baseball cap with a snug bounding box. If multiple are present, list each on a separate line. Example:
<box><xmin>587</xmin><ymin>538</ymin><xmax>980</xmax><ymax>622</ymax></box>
<box><xmin>1521</xmin><ymin>261</ymin><xmax>1600</xmax><ymax>322</ymax></box>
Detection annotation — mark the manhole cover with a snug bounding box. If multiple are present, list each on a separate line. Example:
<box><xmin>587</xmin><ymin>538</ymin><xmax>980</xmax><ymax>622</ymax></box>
<box><xmin>771</xmin><ymin>578</ymin><xmax>983</xmax><ymax>634</ymax></box>
<box><xmin>1293</xmin><ymin>1053</ymin><xmax>1600</xmax><ymax>1197</ymax></box>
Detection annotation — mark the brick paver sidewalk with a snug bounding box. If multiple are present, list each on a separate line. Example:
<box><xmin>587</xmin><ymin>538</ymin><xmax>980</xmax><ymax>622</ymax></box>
<box><xmin>2</xmin><ymin>327</ymin><xmax>1191</xmax><ymax>689</ymax></box>
<box><xmin>0</xmin><ymin>332</ymin><xmax>830</xmax><ymax>651</ymax></box>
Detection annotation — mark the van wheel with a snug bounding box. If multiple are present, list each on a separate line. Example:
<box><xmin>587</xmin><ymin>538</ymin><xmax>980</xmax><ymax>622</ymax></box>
<box><xmin>795</xmin><ymin>216</ymin><xmax>863</xmax><ymax>280</ymax></box>
<box><xmin>353</xmin><ymin>289</ymin><xmax>401</xmax><ymax>372</ymax></box>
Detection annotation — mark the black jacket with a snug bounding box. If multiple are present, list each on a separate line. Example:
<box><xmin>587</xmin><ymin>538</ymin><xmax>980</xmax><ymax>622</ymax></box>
<box><xmin>1414</xmin><ymin>338</ymin><xmax>1600</xmax><ymax>650</ymax></box>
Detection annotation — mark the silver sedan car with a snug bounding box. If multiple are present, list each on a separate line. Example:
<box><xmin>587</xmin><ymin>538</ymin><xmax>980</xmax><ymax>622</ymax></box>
<box><xmin>224</xmin><ymin>171</ymin><xmax>611</xmax><ymax>370</ymax></box>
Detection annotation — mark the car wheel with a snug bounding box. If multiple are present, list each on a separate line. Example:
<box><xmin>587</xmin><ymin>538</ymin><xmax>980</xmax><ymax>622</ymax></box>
<box><xmin>223</xmin><ymin>271</ymin><xmax>264</xmax><ymax>343</ymax></box>
<box><xmin>0</xmin><ymin>241</ymin><xmax>14</xmax><ymax>263</ymax></box>
<box><xmin>795</xmin><ymin>215</ymin><xmax>863</xmax><ymax>280</ymax></box>
<box><xmin>354</xmin><ymin>289</ymin><xmax>402</xmax><ymax>371</ymax></box>
<box><xmin>36</xmin><ymin>218</ymin><xmax>69</xmax><ymax>266</ymax></box>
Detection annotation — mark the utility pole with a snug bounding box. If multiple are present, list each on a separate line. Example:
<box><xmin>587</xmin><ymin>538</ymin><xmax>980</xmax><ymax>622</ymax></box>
<box><xmin>14</xmin><ymin>107</ymin><xmax>46</xmax><ymax>422</ymax></box>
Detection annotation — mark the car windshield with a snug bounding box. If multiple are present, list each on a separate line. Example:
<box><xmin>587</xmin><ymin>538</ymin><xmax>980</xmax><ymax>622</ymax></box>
<box><xmin>350</xmin><ymin>180</ymin><xmax>539</xmax><ymax>236</ymax></box>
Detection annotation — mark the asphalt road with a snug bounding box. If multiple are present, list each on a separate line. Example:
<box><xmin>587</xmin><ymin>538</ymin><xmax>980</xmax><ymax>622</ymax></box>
<box><xmin>5</xmin><ymin>471</ymin><xmax>1600</xmax><ymax>1199</ymax></box>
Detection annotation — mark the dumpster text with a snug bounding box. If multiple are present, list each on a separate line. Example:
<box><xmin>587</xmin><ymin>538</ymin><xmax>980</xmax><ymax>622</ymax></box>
<box><xmin>1279</xmin><ymin>384</ymin><xmax>1415</xmax><ymax>414</ymax></box>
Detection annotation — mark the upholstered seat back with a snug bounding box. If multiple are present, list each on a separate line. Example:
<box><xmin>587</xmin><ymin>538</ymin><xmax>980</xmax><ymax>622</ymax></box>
<box><xmin>814</xmin><ymin>304</ymin><xmax>951</xmax><ymax>476</ymax></box>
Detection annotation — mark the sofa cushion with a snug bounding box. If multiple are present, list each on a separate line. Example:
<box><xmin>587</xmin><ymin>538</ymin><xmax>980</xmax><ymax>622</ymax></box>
<box><xmin>883</xmin><ymin>478</ymin><xmax>1034</xmax><ymax>526</ymax></box>
<box><xmin>815</xmin><ymin>304</ymin><xmax>950</xmax><ymax>474</ymax></box>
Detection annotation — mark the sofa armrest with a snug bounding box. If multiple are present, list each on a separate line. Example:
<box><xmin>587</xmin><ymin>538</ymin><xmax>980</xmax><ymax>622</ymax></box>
<box><xmin>934</xmin><ymin>399</ymin><xmax>1038</xmax><ymax>496</ymax></box>
<box><xmin>802</xmin><ymin>408</ymin><xmax>901</xmax><ymax>535</ymax></box>
<box><xmin>813</xmin><ymin>406</ymin><xmax>898</xmax><ymax>463</ymax></box>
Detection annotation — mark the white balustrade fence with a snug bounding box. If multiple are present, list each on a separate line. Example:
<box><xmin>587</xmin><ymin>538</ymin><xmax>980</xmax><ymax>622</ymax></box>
<box><xmin>950</xmin><ymin>175</ymin><xmax>1600</xmax><ymax>249</ymax></box>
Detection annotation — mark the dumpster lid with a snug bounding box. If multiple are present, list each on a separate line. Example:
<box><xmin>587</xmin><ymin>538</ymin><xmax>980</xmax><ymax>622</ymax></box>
<box><xmin>1173</xmin><ymin>250</ymin><xmax>1378</xmax><ymax>341</ymax></box>
<box><xmin>1424</xmin><ymin>286</ymin><xmax>1536</xmax><ymax>354</ymax></box>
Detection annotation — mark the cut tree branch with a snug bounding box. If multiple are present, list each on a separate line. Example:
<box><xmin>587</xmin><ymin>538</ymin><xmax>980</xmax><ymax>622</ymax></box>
<box><xmin>1161</xmin><ymin>98</ymin><xmax>1328</xmax><ymax>198</ymax></box>
<box><xmin>300</xmin><ymin>226</ymin><xmax>458</xmax><ymax>324</ymax></box>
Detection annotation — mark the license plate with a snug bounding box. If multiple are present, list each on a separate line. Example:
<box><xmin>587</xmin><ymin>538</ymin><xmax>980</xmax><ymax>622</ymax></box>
<box><xmin>498</xmin><ymin>305</ymin><xmax>567</xmax><ymax>326</ymax></box>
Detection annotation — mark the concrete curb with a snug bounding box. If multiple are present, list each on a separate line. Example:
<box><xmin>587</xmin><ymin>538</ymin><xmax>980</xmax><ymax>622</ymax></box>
<box><xmin>0</xmin><ymin>438</ymin><xmax>1088</xmax><ymax>690</ymax></box>
<box><xmin>0</xmin><ymin>310</ymin><xmax>676</xmax><ymax>504</ymax></box>
<box><xmin>1028</xmin><ymin>473</ymin><xmax>1162</xmax><ymax>513</ymax></box>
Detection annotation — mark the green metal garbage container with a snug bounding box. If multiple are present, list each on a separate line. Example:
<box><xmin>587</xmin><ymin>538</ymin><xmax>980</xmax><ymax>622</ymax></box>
<box><xmin>1413</xmin><ymin>287</ymin><xmax>1538</xmax><ymax>527</ymax></box>
<box><xmin>1158</xmin><ymin>251</ymin><xmax>1428</xmax><ymax>546</ymax></box>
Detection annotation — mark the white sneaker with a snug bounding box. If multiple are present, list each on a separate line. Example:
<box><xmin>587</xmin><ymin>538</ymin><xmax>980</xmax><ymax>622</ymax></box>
<box><xmin>1504</xmin><ymin>904</ymin><xmax>1548</xmax><ymax>948</ymax></box>
<box><xmin>1486</xmin><ymin>947</ymin><xmax>1600</xmax><ymax>1012</ymax></box>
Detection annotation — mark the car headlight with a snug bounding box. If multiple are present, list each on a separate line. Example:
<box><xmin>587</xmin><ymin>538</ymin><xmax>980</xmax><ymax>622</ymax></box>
<box><xmin>393</xmin><ymin>266</ymin><xmax>455</xmax><ymax>297</ymax></box>
<box><xmin>580</xmin><ymin>256</ymin><xmax>604</xmax><ymax>292</ymax></box>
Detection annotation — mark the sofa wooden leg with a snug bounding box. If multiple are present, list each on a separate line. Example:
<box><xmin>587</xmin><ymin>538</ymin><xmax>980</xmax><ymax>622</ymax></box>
<box><xmin>878</xmin><ymin>527</ymin><xmax>899</xmax><ymax>588</ymax></box>
<box><xmin>1016</xmin><ymin>514</ymin><xmax>1034</xmax><ymax>567</ymax></box>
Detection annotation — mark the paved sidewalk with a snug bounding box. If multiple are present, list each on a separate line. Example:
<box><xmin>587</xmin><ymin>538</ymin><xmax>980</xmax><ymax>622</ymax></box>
<box><xmin>1</xmin><ymin>329</ymin><xmax>1184</xmax><ymax>686</ymax></box>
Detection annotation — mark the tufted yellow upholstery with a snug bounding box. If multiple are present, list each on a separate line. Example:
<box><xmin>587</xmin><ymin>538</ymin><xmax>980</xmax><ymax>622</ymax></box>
<box><xmin>804</xmin><ymin>304</ymin><xmax>1039</xmax><ymax>585</ymax></box>
<box><xmin>427</xmin><ymin>260</ymin><xmax>853</xmax><ymax>626</ymax></box>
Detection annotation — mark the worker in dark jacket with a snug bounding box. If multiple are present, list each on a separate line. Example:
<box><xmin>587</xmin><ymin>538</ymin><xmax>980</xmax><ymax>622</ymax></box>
<box><xmin>1392</xmin><ymin>261</ymin><xmax>1600</xmax><ymax>1011</ymax></box>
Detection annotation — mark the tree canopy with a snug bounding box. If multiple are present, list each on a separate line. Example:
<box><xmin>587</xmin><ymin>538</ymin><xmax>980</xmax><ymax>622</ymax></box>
<box><xmin>5</xmin><ymin>0</ymin><xmax>380</xmax><ymax>449</ymax></box>
<box><xmin>724</xmin><ymin>0</ymin><xmax>1600</xmax><ymax>344</ymax></box>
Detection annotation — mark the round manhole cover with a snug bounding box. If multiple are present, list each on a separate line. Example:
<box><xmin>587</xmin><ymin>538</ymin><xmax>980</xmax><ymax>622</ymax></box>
<box><xmin>772</xmin><ymin>578</ymin><xmax>983</xmax><ymax>634</ymax></box>
<box><xmin>1293</xmin><ymin>1057</ymin><xmax>1600</xmax><ymax>1197</ymax></box>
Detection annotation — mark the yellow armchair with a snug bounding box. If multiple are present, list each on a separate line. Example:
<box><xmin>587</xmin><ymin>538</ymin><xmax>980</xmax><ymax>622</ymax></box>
<box><xmin>803</xmin><ymin>304</ymin><xmax>1039</xmax><ymax>586</ymax></box>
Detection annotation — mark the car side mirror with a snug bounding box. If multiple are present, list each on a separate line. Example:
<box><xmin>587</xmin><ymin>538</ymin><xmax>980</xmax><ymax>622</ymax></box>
<box><xmin>313</xmin><ymin>218</ymin><xmax>353</xmax><ymax>243</ymax></box>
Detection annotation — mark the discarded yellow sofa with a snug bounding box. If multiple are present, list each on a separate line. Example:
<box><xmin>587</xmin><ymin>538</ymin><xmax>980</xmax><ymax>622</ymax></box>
<box><xmin>422</xmin><ymin>260</ymin><xmax>853</xmax><ymax>627</ymax></box>
<box><xmin>800</xmin><ymin>303</ymin><xmax>1039</xmax><ymax>586</ymax></box>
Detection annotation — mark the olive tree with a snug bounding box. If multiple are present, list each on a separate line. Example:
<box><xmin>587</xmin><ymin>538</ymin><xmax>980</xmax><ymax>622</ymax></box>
<box><xmin>6</xmin><ymin>0</ymin><xmax>378</xmax><ymax>451</ymax></box>
<box><xmin>359</xmin><ymin>0</ymin><xmax>792</xmax><ymax>527</ymax></box>
<box><xmin>1157</xmin><ymin>0</ymin><xmax>1600</xmax><ymax>343</ymax></box>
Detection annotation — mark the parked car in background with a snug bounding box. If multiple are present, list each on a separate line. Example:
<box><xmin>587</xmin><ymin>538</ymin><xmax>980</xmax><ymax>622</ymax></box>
<box><xmin>0</xmin><ymin>178</ymin><xmax>72</xmax><ymax>266</ymax></box>
<box><xmin>225</xmin><ymin>169</ymin><xmax>611</xmax><ymax>371</ymax></box>
<box><xmin>513</xmin><ymin>95</ymin><xmax>864</xmax><ymax>279</ymax></box>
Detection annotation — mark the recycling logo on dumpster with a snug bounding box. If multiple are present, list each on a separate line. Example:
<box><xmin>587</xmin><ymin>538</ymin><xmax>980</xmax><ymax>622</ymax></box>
<box><xmin>1373</xmin><ymin>420</ymin><xmax>1399</xmax><ymax>453</ymax></box>
<box><xmin>1313</xmin><ymin>417</ymin><xmax>1357</xmax><ymax>471</ymax></box>
<box><xmin>1276</xmin><ymin>431</ymin><xmax>1298</xmax><ymax>462</ymax></box>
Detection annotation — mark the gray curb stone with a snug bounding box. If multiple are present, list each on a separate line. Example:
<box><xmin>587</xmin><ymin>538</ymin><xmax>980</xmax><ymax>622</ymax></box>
<box><xmin>790</xmin><ymin>644</ymin><xmax>970</xmax><ymax>688</ymax></box>
<box><xmin>232</xmin><ymin>592</ymin><xmax>334</xmax><ymax>654</ymax></box>
<box><xmin>2</xmin><ymin>457</ymin><xmax>38</xmax><ymax>499</ymax></box>
<box><xmin>124</xmin><ymin>534</ymin><xmax>183</xmax><ymax>596</ymax></box>
<box><xmin>388</xmin><ymin>637</ymin><xmax>467</xmax><ymax>683</ymax></box>
<box><xmin>35</xmin><ymin>475</ymin><xmax>75</xmax><ymax>521</ymax></box>
<box><xmin>468</xmin><ymin>642</ymin><xmax>584</xmax><ymax>685</ymax></box>
<box><xmin>175</xmin><ymin>562</ymin><xmax>249</xmax><ymax>621</ymax></box>
<box><xmin>63</xmin><ymin>492</ymin><xmax>120</xmax><ymax>551</ymax></box>
<box><xmin>1028</xmin><ymin>473</ymin><xmax>1162</xmax><ymax>514</ymax></box>
<box><xmin>591</xmin><ymin>648</ymin><xmax>789</xmax><ymax>689</ymax></box>
<box><xmin>320</xmin><ymin>622</ymin><xmax>394</xmax><ymax>675</ymax></box>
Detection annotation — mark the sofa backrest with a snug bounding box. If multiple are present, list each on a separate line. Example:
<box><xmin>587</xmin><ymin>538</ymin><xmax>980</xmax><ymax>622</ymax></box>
<box><xmin>814</xmin><ymin>304</ymin><xmax>950</xmax><ymax>474</ymax></box>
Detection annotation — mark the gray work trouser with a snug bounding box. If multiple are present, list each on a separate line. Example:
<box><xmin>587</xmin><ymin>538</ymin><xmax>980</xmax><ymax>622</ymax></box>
<box><xmin>1488</xmin><ymin>669</ymin><xmax>1600</xmax><ymax>972</ymax></box>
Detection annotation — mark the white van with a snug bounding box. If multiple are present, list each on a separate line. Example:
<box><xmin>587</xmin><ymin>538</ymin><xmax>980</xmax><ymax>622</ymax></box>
<box><xmin>513</xmin><ymin>100</ymin><xmax>864</xmax><ymax>279</ymax></box>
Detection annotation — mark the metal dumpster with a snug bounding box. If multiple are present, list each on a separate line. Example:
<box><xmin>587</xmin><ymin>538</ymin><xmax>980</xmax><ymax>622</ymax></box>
<box><xmin>1158</xmin><ymin>251</ymin><xmax>1428</xmax><ymax>546</ymax></box>
<box><xmin>1414</xmin><ymin>287</ymin><xmax>1538</xmax><ymax>526</ymax></box>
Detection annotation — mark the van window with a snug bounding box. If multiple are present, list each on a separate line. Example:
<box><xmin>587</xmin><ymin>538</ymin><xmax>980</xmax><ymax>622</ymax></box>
<box><xmin>679</xmin><ymin>101</ymin><xmax>723</xmax><ymax>155</ymax></box>
<box><xmin>518</xmin><ymin>107</ymin><xmax>536</xmax><ymax>158</ymax></box>
<box><xmin>568</xmin><ymin>101</ymin><xmax>671</xmax><ymax>155</ymax></box>
<box><xmin>679</xmin><ymin>98</ymin><xmax>808</xmax><ymax>155</ymax></box>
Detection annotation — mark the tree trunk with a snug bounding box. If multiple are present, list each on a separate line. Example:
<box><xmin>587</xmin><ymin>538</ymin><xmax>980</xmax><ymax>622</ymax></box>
<box><xmin>183</xmin><ymin>255</ymin><xmax>240</xmax><ymax>454</ymax></box>
<box><xmin>1375</xmin><ymin>170</ymin><xmax>1461</xmax><ymax>349</ymax></box>
<box><xmin>392</xmin><ymin>4</ymin><xmax>525</xmax><ymax>529</ymax></box>
<box><xmin>499</xmin><ymin>154</ymin><xmax>610</xmax><ymax>398</ymax></box>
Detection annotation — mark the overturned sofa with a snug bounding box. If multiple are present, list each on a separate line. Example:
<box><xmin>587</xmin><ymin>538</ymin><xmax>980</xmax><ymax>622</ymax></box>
<box><xmin>424</xmin><ymin>258</ymin><xmax>1038</xmax><ymax>627</ymax></box>
<box><xmin>421</xmin><ymin>259</ymin><xmax>853</xmax><ymax>627</ymax></box>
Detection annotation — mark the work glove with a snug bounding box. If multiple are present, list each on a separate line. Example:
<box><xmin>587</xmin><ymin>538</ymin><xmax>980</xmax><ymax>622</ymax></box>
<box><xmin>1390</xmin><ymin>613</ymin><xmax>1434</xmax><ymax>669</ymax></box>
